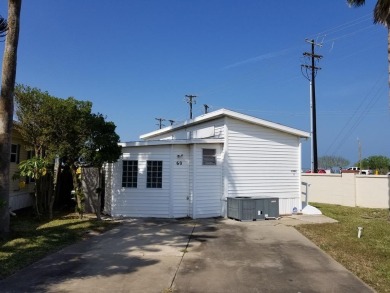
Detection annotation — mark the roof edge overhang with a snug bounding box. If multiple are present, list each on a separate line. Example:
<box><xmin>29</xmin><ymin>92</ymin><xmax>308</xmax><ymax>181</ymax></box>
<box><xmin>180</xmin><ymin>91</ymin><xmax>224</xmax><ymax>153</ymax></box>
<box><xmin>120</xmin><ymin>138</ymin><xmax>224</xmax><ymax>148</ymax></box>
<box><xmin>139</xmin><ymin>108</ymin><xmax>310</xmax><ymax>140</ymax></box>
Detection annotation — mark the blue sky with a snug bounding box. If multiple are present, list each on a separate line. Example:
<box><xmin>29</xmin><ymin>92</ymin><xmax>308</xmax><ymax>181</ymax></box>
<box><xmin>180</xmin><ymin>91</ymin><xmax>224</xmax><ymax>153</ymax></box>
<box><xmin>0</xmin><ymin>1</ymin><xmax>389</xmax><ymax>169</ymax></box>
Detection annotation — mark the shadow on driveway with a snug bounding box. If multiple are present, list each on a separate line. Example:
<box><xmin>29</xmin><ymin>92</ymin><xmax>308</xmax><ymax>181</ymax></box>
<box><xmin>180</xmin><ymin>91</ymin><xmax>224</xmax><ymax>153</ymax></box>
<box><xmin>0</xmin><ymin>217</ymin><xmax>374</xmax><ymax>293</ymax></box>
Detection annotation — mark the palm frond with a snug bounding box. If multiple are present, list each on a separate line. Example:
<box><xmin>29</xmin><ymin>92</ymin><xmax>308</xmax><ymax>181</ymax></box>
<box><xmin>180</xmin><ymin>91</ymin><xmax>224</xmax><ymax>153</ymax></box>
<box><xmin>373</xmin><ymin>0</ymin><xmax>390</xmax><ymax>26</ymax></box>
<box><xmin>347</xmin><ymin>0</ymin><xmax>366</xmax><ymax>8</ymax></box>
<box><xmin>0</xmin><ymin>15</ymin><xmax>8</xmax><ymax>39</ymax></box>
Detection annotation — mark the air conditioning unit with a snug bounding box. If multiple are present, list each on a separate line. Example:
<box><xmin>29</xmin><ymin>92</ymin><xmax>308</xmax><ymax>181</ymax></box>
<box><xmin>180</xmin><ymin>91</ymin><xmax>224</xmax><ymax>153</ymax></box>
<box><xmin>227</xmin><ymin>196</ymin><xmax>279</xmax><ymax>221</ymax></box>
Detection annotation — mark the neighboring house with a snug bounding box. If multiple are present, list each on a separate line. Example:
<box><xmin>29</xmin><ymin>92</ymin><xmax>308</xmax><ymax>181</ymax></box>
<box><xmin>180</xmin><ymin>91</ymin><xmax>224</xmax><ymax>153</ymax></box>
<box><xmin>104</xmin><ymin>109</ymin><xmax>310</xmax><ymax>219</ymax></box>
<box><xmin>9</xmin><ymin>127</ymin><xmax>35</xmax><ymax>211</ymax></box>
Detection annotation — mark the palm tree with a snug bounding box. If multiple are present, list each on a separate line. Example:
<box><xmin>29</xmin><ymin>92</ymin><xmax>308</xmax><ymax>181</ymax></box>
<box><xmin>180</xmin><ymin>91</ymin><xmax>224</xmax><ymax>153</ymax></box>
<box><xmin>0</xmin><ymin>0</ymin><xmax>22</xmax><ymax>237</ymax></box>
<box><xmin>347</xmin><ymin>0</ymin><xmax>390</xmax><ymax>102</ymax></box>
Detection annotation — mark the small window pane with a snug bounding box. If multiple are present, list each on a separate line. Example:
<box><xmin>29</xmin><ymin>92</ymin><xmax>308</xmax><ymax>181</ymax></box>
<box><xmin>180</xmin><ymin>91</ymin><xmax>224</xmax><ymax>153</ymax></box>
<box><xmin>10</xmin><ymin>144</ymin><xmax>19</xmax><ymax>163</ymax></box>
<box><xmin>202</xmin><ymin>149</ymin><xmax>216</xmax><ymax>165</ymax></box>
<box><xmin>122</xmin><ymin>160</ymin><xmax>138</xmax><ymax>188</ymax></box>
<box><xmin>147</xmin><ymin>160</ymin><xmax>163</xmax><ymax>188</ymax></box>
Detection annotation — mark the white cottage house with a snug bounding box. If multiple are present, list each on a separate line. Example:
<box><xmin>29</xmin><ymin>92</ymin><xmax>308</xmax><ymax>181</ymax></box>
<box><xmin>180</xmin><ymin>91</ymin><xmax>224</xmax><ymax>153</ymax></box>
<box><xmin>104</xmin><ymin>109</ymin><xmax>310</xmax><ymax>219</ymax></box>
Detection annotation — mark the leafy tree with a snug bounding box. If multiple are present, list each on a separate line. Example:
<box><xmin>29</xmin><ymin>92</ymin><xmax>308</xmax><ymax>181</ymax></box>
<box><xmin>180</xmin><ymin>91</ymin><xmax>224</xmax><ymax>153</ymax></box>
<box><xmin>15</xmin><ymin>157</ymin><xmax>51</xmax><ymax>217</ymax></box>
<box><xmin>15</xmin><ymin>85</ymin><xmax>93</xmax><ymax>218</ymax></box>
<box><xmin>319</xmin><ymin>155</ymin><xmax>350</xmax><ymax>170</ymax></box>
<box><xmin>14</xmin><ymin>85</ymin><xmax>55</xmax><ymax>158</ymax></box>
<box><xmin>358</xmin><ymin>155</ymin><xmax>390</xmax><ymax>174</ymax></box>
<box><xmin>80</xmin><ymin>113</ymin><xmax>121</xmax><ymax>220</ymax></box>
<box><xmin>0</xmin><ymin>0</ymin><xmax>21</xmax><ymax>238</ymax></box>
<box><xmin>15</xmin><ymin>85</ymin><xmax>121</xmax><ymax>220</ymax></box>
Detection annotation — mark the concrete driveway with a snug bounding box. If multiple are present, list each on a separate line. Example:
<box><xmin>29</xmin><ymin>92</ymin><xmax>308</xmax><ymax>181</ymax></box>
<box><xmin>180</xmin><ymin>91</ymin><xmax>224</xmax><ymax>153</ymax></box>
<box><xmin>0</xmin><ymin>216</ymin><xmax>374</xmax><ymax>293</ymax></box>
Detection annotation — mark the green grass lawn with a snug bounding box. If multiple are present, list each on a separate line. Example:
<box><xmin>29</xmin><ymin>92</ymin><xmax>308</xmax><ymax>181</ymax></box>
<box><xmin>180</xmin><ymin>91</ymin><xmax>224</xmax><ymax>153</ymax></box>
<box><xmin>296</xmin><ymin>203</ymin><xmax>390</xmax><ymax>293</ymax></box>
<box><xmin>0</xmin><ymin>209</ymin><xmax>119</xmax><ymax>279</ymax></box>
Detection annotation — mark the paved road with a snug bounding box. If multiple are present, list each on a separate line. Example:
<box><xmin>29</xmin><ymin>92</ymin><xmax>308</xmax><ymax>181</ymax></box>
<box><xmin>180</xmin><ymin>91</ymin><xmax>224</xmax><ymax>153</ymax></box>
<box><xmin>0</xmin><ymin>217</ymin><xmax>374</xmax><ymax>293</ymax></box>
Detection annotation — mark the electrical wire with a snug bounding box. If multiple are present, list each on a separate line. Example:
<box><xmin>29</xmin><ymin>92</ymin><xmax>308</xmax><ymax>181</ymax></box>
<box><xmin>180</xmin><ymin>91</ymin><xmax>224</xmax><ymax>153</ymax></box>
<box><xmin>172</xmin><ymin>13</ymin><xmax>384</xmax><ymax>128</ymax></box>
<box><xmin>309</xmin><ymin>14</ymin><xmax>372</xmax><ymax>40</ymax></box>
<box><xmin>195</xmin><ymin>14</ymin><xmax>377</xmax><ymax>100</ymax></box>
<box><xmin>324</xmin><ymin>73</ymin><xmax>387</xmax><ymax>156</ymax></box>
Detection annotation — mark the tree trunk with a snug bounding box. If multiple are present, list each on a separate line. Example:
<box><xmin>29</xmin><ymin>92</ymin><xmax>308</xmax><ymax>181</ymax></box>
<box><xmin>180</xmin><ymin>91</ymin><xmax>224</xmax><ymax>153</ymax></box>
<box><xmin>0</xmin><ymin>0</ymin><xmax>21</xmax><ymax>238</ymax></box>
<box><xmin>50</xmin><ymin>159</ymin><xmax>61</xmax><ymax>220</ymax></box>
<box><xmin>34</xmin><ymin>180</ymin><xmax>41</xmax><ymax>218</ymax></box>
<box><xmin>95</xmin><ymin>167</ymin><xmax>102</xmax><ymax>221</ymax></box>
<box><xmin>70</xmin><ymin>165</ymin><xmax>84</xmax><ymax>219</ymax></box>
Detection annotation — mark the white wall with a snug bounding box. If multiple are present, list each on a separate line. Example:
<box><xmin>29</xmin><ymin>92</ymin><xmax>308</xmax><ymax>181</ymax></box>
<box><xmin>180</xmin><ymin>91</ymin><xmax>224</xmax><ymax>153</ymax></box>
<box><xmin>191</xmin><ymin>143</ymin><xmax>223</xmax><ymax>218</ymax></box>
<box><xmin>225</xmin><ymin>118</ymin><xmax>302</xmax><ymax>214</ymax></box>
<box><xmin>106</xmin><ymin>144</ymin><xmax>193</xmax><ymax>218</ymax></box>
<box><xmin>170</xmin><ymin>145</ymin><xmax>190</xmax><ymax>217</ymax></box>
<box><xmin>301</xmin><ymin>173</ymin><xmax>390</xmax><ymax>209</ymax></box>
<box><xmin>109</xmin><ymin>145</ymin><xmax>172</xmax><ymax>217</ymax></box>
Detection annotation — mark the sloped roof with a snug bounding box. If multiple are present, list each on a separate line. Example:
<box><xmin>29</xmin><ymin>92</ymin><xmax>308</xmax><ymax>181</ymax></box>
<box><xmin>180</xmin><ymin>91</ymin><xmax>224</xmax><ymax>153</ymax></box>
<box><xmin>140</xmin><ymin>108</ymin><xmax>310</xmax><ymax>140</ymax></box>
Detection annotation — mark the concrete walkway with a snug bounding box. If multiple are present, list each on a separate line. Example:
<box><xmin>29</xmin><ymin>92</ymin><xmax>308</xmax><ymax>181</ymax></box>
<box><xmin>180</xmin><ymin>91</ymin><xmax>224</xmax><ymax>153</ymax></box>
<box><xmin>0</xmin><ymin>216</ymin><xmax>374</xmax><ymax>293</ymax></box>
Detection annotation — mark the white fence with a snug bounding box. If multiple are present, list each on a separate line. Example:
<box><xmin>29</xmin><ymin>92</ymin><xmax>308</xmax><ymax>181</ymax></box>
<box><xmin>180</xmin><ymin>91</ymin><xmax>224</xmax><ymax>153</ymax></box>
<box><xmin>301</xmin><ymin>173</ymin><xmax>390</xmax><ymax>209</ymax></box>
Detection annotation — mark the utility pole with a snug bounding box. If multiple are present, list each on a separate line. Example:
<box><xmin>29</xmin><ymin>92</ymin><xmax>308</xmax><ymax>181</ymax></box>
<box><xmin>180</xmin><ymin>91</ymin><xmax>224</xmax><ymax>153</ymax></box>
<box><xmin>301</xmin><ymin>39</ymin><xmax>322</xmax><ymax>173</ymax></box>
<box><xmin>204</xmin><ymin>104</ymin><xmax>209</xmax><ymax>114</ymax></box>
<box><xmin>185</xmin><ymin>94</ymin><xmax>197</xmax><ymax>119</ymax></box>
<box><xmin>155</xmin><ymin>118</ymin><xmax>165</xmax><ymax>129</ymax></box>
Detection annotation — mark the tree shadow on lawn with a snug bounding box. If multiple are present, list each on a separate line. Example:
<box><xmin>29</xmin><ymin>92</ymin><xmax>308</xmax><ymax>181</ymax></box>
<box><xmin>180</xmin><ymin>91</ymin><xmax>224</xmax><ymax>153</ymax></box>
<box><xmin>0</xmin><ymin>217</ymin><xmax>220</xmax><ymax>292</ymax></box>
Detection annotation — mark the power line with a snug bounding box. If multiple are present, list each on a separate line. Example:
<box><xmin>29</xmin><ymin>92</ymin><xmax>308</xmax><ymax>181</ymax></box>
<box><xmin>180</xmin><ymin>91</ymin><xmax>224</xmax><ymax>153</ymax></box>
<box><xmin>324</xmin><ymin>73</ymin><xmax>386</xmax><ymax>156</ymax></box>
<box><xmin>309</xmin><ymin>14</ymin><xmax>371</xmax><ymax>40</ymax></box>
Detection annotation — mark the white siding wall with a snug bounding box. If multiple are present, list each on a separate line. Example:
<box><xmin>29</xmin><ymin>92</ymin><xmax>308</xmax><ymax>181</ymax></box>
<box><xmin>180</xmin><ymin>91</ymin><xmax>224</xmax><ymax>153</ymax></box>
<box><xmin>171</xmin><ymin>145</ymin><xmax>190</xmax><ymax>217</ymax></box>
<box><xmin>192</xmin><ymin>143</ymin><xmax>223</xmax><ymax>218</ymax></box>
<box><xmin>110</xmin><ymin>145</ymin><xmax>172</xmax><ymax>217</ymax></box>
<box><xmin>226</xmin><ymin>118</ymin><xmax>301</xmax><ymax>214</ymax></box>
<box><xmin>107</xmin><ymin>145</ymin><xmax>191</xmax><ymax>218</ymax></box>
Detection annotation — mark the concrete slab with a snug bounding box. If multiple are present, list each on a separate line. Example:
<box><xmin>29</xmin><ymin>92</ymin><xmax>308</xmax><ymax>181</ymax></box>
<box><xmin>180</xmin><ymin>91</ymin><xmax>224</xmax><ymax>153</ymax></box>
<box><xmin>279</xmin><ymin>214</ymin><xmax>339</xmax><ymax>226</ymax></box>
<box><xmin>174</xmin><ymin>218</ymin><xmax>373</xmax><ymax>293</ymax></box>
<box><xmin>0</xmin><ymin>216</ymin><xmax>374</xmax><ymax>293</ymax></box>
<box><xmin>0</xmin><ymin>218</ymin><xmax>195</xmax><ymax>293</ymax></box>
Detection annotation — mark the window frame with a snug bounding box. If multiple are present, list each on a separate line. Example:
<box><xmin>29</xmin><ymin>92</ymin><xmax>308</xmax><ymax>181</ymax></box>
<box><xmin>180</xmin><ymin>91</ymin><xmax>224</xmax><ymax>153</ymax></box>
<box><xmin>146</xmin><ymin>160</ymin><xmax>163</xmax><ymax>188</ymax></box>
<box><xmin>10</xmin><ymin>144</ymin><xmax>20</xmax><ymax>163</ymax></box>
<box><xmin>202</xmin><ymin>148</ymin><xmax>217</xmax><ymax>165</ymax></box>
<box><xmin>122</xmin><ymin>160</ymin><xmax>138</xmax><ymax>188</ymax></box>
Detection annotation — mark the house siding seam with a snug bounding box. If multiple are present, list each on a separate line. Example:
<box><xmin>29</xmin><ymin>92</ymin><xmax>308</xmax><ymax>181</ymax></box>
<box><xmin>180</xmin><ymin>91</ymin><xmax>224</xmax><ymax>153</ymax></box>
<box><xmin>189</xmin><ymin>144</ymin><xmax>195</xmax><ymax>218</ymax></box>
<box><xmin>221</xmin><ymin>121</ymin><xmax>229</xmax><ymax>216</ymax></box>
<box><xmin>171</xmin><ymin>145</ymin><xmax>190</xmax><ymax>217</ymax></box>
<box><xmin>169</xmin><ymin>145</ymin><xmax>174</xmax><ymax>218</ymax></box>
